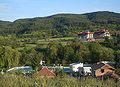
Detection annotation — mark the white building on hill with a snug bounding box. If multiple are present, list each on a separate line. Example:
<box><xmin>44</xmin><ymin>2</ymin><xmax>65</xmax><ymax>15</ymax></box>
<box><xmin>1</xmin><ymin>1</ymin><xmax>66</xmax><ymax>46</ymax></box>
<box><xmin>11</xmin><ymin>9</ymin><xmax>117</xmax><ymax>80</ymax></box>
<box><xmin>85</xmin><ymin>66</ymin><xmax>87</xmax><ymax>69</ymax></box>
<box><xmin>77</xmin><ymin>30</ymin><xmax>95</xmax><ymax>41</ymax></box>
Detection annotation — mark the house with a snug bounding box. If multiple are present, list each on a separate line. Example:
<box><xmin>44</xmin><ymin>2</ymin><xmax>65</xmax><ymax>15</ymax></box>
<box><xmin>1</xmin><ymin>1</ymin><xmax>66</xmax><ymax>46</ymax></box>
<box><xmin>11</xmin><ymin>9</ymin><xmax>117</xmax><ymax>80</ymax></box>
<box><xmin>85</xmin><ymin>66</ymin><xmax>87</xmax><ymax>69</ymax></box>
<box><xmin>91</xmin><ymin>63</ymin><xmax>116</xmax><ymax>79</ymax></box>
<box><xmin>77</xmin><ymin>29</ymin><xmax>111</xmax><ymax>41</ymax></box>
<box><xmin>37</xmin><ymin>67</ymin><xmax>56</xmax><ymax>77</ymax></box>
<box><xmin>69</xmin><ymin>63</ymin><xmax>83</xmax><ymax>72</ymax></box>
<box><xmin>69</xmin><ymin>63</ymin><xmax>92</xmax><ymax>76</ymax></box>
<box><xmin>78</xmin><ymin>64</ymin><xmax>92</xmax><ymax>76</ymax></box>
<box><xmin>83</xmin><ymin>64</ymin><xmax>92</xmax><ymax>76</ymax></box>
<box><xmin>77</xmin><ymin>30</ymin><xmax>95</xmax><ymax>41</ymax></box>
<box><xmin>94</xmin><ymin>29</ymin><xmax>110</xmax><ymax>39</ymax></box>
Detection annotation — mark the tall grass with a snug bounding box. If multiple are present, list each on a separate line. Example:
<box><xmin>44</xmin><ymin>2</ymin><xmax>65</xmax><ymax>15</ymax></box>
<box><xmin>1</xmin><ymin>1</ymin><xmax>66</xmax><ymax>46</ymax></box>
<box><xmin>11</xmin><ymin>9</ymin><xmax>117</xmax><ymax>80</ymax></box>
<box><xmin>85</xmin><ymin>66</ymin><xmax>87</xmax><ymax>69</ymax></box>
<box><xmin>0</xmin><ymin>74</ymin><xmax>119</xmax><ymax>87</ymax></box>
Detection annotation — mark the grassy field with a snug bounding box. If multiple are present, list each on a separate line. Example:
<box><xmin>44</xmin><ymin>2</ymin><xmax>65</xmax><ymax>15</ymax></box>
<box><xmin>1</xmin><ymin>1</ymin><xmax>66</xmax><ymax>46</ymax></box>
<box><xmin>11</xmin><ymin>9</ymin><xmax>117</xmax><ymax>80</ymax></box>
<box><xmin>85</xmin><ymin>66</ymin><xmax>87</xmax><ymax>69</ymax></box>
<box><xmin>38</xmin><ymin>37</ymin><xmax>75</xmax><ymax>41</ymax></box>
<box><xmin>0</xmin><ymin>74</ymin><xmax>119</xmax><ymax>87</ymax></box>
<box><xmin>37</xmin><ymin>37</ymin><xmax>75</xmax><ymax>45</ymax></box>
<box><xmin>17</xmin><ymin>37</ymin><xmax>76</xmax><ymax>50</ymax></box>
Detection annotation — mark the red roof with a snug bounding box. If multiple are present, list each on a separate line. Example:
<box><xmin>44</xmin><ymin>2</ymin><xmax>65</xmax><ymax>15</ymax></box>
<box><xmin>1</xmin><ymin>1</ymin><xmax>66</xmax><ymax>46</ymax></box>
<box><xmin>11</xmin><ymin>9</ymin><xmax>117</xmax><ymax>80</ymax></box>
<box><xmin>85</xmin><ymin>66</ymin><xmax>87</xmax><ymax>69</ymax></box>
<box><xmin>78</xmin><ymin>32</ymin><xmax>94</xmax><ymax>35</ymax></box>
<box><xmin>94</xmin><ymin>29</ymin><xmax>109</xmax><ymax>35</ymax></box>
<box><xmin>38</xmin><ymin>67</ymin><xmax>56</xmax><ymax>77</ymax></box>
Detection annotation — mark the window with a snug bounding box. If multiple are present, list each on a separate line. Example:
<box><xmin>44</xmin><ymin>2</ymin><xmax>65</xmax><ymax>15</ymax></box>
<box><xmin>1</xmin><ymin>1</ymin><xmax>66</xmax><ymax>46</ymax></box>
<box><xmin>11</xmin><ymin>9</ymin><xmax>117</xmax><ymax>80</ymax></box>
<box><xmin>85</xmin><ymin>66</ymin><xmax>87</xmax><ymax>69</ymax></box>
<box><xmin>101</xmin><ymin>69</ymin><xmax>104</xmax><ymax>73</ymax></box>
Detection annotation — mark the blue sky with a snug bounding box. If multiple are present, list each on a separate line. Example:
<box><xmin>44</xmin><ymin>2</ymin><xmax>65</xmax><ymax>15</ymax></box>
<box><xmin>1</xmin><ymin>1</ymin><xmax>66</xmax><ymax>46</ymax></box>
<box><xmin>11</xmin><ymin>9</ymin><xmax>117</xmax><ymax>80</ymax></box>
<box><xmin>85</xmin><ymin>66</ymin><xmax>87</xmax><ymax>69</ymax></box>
<box><xmin>0</xmin><ymin>0</ymin><xmax>120</xmax><ymax>21</ymax></box>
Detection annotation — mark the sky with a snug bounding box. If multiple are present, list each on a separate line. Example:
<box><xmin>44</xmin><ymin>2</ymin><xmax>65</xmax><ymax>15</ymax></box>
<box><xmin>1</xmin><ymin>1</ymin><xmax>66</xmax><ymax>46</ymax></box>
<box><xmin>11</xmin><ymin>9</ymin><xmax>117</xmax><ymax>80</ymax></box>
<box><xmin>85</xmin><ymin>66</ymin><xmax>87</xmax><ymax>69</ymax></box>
<box><xmin>0</xmin><ymin>0</ymin><xmax>120</xmax><ymax>21</ymax></box>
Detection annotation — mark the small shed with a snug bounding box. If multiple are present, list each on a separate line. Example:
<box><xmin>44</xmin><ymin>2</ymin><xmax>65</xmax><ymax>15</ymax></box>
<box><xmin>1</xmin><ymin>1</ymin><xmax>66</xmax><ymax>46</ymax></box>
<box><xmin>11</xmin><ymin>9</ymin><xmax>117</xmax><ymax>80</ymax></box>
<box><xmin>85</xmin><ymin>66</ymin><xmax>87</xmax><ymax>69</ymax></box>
<box><xmin>37</xmin><ymin>67</ymin><xmax>56</xmax><ymax>77</ymax></box>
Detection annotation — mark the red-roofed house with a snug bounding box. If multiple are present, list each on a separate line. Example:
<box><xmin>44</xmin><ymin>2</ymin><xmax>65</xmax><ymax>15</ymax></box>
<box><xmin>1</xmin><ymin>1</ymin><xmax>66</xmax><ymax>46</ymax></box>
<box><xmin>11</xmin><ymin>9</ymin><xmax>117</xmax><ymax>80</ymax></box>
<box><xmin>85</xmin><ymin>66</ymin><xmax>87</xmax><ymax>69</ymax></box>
<box><xmin>37</xmin><ymin>67</ymin><xmax>56</xmax><ymax>77</ymax></box>
<box><xmin>77</xmin><ymin>30</ymin><xmax>95</xmax><ymax>41</ymax></box>
<box><xmin>94</xmin><ymin>29</ymin><xmax>110</xmax><ymax>39</ymax></box>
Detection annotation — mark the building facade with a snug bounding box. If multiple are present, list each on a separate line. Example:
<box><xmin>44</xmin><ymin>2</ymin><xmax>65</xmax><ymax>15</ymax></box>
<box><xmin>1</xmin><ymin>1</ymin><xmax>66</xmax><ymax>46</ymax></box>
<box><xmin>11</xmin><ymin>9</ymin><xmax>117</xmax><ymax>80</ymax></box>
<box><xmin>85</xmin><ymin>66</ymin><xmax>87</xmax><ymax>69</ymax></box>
<box><xmin>94</xmin><ymin>29</ymin><xmax>110</xmax><ymax>39</ymax></box>
<box><xmin>78</xmin><ymin>29</ymin><xmax>110</xmax><ymax>41</ymax></box>
<box><xmin>77</xmin><ymin>30</ymin><xmax>94</xmax><ymax>41</ymax></box>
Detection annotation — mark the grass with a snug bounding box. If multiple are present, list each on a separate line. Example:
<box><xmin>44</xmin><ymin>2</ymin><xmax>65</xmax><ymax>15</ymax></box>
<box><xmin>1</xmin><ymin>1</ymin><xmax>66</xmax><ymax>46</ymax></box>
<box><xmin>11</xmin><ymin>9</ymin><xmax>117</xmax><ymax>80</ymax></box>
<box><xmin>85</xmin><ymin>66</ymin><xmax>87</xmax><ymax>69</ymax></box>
<box><xmin>37</xmin><ymin>37</ymin><xmax>75</xmax><ymax>43</ymax></box>
<box><xmin>25</xmin><ymin>44</ymin><xmax>37</xmax><ymax>48</ymax></box>
<box><xmin>37</xmin><ymin>37</ymin><xmax>75</xmax><ymax>46</ymax></box>
<box><xmin>17</xmin><ymin>37</ymin><xmax>75</xmax><ymax>50</ymax></box>
<box><xmin>38</xmin><ymin>37</ymin><xmax>75</xmax><ymax>42</ymax></box>
<box><xmin>0</xmin><ymin>73</ymin><xmax>120</xmax><ymax>87</ymax></box>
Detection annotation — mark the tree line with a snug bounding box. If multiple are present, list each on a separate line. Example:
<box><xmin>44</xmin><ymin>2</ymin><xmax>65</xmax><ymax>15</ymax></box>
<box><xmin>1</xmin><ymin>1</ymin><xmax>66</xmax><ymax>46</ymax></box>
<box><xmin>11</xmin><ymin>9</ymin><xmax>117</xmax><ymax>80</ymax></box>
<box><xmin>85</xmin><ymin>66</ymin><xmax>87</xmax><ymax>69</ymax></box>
<box><xmin>0</xmin><ymin>37</ymin><xmax>120</xmax><ymax>70</ymax></box>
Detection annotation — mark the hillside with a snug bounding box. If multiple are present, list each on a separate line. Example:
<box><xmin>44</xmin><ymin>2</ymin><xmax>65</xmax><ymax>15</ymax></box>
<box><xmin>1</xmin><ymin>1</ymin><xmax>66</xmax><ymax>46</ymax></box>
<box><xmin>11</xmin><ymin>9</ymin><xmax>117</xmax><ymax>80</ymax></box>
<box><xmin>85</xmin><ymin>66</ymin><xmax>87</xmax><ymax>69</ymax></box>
<box><xmin>84</xmin><ymin>11</ymin><xmax>120</xmax><ymax>24</ymax></box>
<box><xmin>0</xmin><ymin>11</ymin><xmax>120</xmax><ymax>37</ymax></box>
<box><xmin>1</xmin><ymin>11</ymin><xmax>120</xmax><ymax>75</ymax></box>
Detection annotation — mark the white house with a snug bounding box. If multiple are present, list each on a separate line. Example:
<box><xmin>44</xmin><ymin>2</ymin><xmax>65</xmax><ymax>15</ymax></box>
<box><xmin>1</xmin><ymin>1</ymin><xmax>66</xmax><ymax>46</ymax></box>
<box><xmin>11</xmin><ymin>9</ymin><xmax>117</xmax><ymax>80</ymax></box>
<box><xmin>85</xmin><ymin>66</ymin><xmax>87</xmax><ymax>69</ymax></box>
<box><xmin>83</xmin><ymin>64</ymin><xmax>92</xmax><ymax>76</ymax></box>
<box><xmin>77</xmin><ymin>30</ymin><xmax>95</xmax><ymax>41</ymax></box>
<box><xmin>83</xmin><ymin>67</ymin><xmax>91</xmax><ymax>75</ymax></box>
<box><xmin>78</xmin><ymin>64</ymin><xmax>92</xmax><ymax>76</ymax></box>
<box><xmin>77</xmin><ymin>29</ymin><xmax>111</xmax><ymax>41</ymax></box>
<box><xmin>69</xmin><ymin>63</ymin><xmax>83</xmax><ymax>72</ymax></box>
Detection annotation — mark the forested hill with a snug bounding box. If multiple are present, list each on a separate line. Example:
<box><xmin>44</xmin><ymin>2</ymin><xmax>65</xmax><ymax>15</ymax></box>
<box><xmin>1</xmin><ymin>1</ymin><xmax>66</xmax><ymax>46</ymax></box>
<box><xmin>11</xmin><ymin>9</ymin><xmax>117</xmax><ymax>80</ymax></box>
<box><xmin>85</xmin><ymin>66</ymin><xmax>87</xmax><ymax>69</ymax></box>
<box><xmin>0</xmin><ymin>11</ymin><xmax>120</xmax><ymax>37</ymax></box>
<box><xmin>84</xmin><ymin>11</ymin><xmax>120</xmax><ymax>24</ymax></box>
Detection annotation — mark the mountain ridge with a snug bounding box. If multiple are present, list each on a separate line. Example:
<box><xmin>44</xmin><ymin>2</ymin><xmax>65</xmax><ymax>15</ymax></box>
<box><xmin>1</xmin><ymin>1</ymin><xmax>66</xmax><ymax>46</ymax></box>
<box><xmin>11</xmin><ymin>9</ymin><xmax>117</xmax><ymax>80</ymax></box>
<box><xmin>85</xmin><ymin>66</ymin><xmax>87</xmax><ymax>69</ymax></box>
<box><xmin>0</xmin><ymin>11</ymin><xmax>119</xmax><ymax>22</ymax></box>
<box><xmin>0</xmin><ymin>11</ymin><xmax>120</xmax><ymax>36</ymax></box>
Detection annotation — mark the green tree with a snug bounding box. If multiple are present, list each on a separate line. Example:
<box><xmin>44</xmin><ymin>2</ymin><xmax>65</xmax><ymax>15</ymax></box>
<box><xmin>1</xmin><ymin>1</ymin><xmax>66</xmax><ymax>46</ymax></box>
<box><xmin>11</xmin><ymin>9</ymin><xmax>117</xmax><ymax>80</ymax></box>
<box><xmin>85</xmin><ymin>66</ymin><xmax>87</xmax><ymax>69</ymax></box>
<box><xmin>0</xmin><ymin>46</ymin><xmax>20</xmax><ymax>68</ymax></box>
<box><xmin>46</xmin><ymin>42</ymin><xmax>59</xmax><ymax>64</ymax></box>
<box><xmin>19</xmin><ymin>48</ymin><xmax>43</xmax><ymax>69</ymax></box>
<box><xmin>100</xmin><ymin>47</ymin><xmax>114</xmax><ymax>61</ymax></box>
<box><xmin>79</xmin><ymin>44</ymin><xmax>90</xmax><ymax>63</ymax></box>
<box><xmin>88</xmin><ymin>42</ymin><xmax>102</xmax><ymax>63</ymax></box>
<box><xmin>63</xmin><ymin>45</ymin><xmax>74</xmax><ymax>64</ymax></box>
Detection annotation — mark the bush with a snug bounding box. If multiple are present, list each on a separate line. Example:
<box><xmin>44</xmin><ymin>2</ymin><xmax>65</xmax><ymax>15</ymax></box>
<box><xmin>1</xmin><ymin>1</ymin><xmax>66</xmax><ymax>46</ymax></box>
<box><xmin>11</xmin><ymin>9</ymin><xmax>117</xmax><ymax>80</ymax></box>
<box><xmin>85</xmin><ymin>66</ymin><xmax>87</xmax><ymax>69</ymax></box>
<box><xmin>55</xmin><ymin>70</ymin><xmax>66</xmax><ymax>77</ymax></box>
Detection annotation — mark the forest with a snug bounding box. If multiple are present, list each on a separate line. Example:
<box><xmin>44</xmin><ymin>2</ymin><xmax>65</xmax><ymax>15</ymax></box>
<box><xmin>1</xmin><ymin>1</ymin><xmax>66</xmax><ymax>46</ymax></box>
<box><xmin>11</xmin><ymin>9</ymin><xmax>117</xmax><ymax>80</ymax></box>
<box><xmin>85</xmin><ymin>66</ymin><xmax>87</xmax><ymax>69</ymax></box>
<box><xmin>0</xmin><ymin>34</ymin><xmax>120</xmax><ymax>71</ymax></box>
